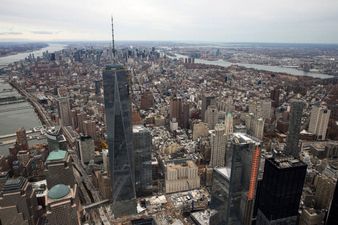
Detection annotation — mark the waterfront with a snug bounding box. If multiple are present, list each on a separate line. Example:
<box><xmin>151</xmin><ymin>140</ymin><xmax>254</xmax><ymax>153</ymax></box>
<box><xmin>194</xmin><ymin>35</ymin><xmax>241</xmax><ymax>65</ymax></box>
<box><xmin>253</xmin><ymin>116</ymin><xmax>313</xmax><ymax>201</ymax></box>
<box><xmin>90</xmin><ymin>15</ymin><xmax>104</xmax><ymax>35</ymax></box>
<box><xmin>0</xmin><ymin>43</ymin><xmax>65</xmax><ymax>68</ymax></box>
<box><xmin>0</xmin><ymin>43</ymin><xmax>65</xmax><ymax>155</ymax></box>
<box><xmin>174</xmin><ymin>54</ymin><xmax>334</xmax><ymax>79</ymax></box>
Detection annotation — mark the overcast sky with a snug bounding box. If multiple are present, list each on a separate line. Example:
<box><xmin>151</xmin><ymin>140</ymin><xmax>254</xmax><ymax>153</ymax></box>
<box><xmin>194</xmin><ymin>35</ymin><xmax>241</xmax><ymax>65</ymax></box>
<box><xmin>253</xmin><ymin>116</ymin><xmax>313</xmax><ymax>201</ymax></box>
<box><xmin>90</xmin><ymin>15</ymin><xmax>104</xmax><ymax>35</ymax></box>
<box><xmin>1</xmin><ymin>0</ymin><xmax>338</xmax><ymax>43</ymax></box>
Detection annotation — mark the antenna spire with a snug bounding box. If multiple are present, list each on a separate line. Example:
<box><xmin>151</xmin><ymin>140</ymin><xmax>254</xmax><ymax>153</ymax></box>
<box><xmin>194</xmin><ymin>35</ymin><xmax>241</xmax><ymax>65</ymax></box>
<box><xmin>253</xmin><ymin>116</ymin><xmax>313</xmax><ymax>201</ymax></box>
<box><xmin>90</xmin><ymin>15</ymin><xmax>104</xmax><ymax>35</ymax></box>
<box><xmin>111</xmin><ymin>16</ymin><xmax>116</xmax><ymax>62</ymax></box>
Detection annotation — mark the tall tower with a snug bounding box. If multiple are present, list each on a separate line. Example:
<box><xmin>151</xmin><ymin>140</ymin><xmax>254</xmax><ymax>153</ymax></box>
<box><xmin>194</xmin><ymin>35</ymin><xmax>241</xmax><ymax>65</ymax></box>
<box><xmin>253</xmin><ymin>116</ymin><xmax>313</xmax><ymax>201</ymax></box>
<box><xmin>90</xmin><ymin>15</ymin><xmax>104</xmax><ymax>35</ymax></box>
<box><xmin>257</xmin><ymin>156</ymin><xmax>307</xmax><ymax>225</ymax></box>
<box><xmin>103</xmin><ymin>17</ymin><xmax>136</xmax><ymax>216</ymax></box>
<box><xmin>285</xmin><ymin>99</ymin><xmax>305</xmax><ymax>158</ymax></box>
<box><xmin>308</xmin><ymin>105</ymin><xmax>331</xmax><ymax>140</ymax></box>
<box><xmin>224</xmin><ymin>112</ymin><xmax>233</xmax><ymax>135</ymax></box>
<box><xmin>209</xmin><ymin>124</ymin><xmax>226</xmax><ymax>167</ymax></box>
<box><xmin>57</xmin><ymin>97</ymin><xmax>72</xmax><ymax>127</ymax></box>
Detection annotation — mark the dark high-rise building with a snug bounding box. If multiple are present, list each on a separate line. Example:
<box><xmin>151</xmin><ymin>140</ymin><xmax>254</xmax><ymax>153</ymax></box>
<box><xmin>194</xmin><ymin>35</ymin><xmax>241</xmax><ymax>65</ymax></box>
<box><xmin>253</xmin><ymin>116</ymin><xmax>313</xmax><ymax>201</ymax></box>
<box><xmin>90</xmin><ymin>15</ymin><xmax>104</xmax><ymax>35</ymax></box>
<box><xmin>0</xmin><ymin>177</ymin><xmax>39</xmax><ymax>225</ymax></box>
<box><xmin>94</xmin><ymin>80</ymin><xmax>101</xmax><ymax>96</ymax></box>
<box><xmin>133</xmin><ymin>125</ymin><xmax>152</xmax><ymax>196</ymax></box>
<box><xmin>270</xmin><ymin>88</ymin><xmax>280</xmax><ymax>108</ymax></box>
<box><xmin>202</xmin><ymin>94</ymin><xmax>215</xmax><ymax>121</ymax></box>
<box><xmin>326</xmin><ymin>180</ymin><xmax>338</xmax><ymax>225</ymax></box>
<box><xmin>103</xmin><ymin>64</ymin><xmax>136</xmax><ymax>215</ymax></box>
<box><xmin>169</xmin><ymin>96</ymin><xmax>182</xmax><ymax>123</ymax></box>
<box><xmin>285</xmin><ymin>100</ymin><xmax>305</xmax><ymax>158</ymax></box>
<box><xmin>257</xmin><ymin>156</ymin><xmax>307</xmax><ymax>225</ymax></box>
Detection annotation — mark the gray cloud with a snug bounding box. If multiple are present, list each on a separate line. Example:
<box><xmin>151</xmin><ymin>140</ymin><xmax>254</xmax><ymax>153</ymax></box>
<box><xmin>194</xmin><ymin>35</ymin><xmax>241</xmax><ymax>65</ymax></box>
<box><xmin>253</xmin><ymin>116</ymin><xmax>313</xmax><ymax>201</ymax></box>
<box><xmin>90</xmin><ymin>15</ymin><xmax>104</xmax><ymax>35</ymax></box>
<box><xmin>0</xmin><ymin>32</ymin><xmax>22</xmax><ymax>35</ymax></box>
<box><xmin>0</xmin><ymin>0</ymin><xmax>338</xmax><ymax>43</ymax></box>
<box><xmin>31</xmin><ymin>31</ymin><xmax>56</xmax><ymax>35</ymax></box>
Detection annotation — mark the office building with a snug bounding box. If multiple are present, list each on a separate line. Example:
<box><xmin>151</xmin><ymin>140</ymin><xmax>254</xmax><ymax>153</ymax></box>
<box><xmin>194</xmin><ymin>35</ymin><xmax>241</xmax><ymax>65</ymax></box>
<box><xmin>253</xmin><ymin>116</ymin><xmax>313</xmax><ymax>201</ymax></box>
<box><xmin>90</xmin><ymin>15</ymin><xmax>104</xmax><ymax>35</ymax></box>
<box><xmin>103</xmin><ymin>64</ymin><xmax>136</xmax><ymax>214</ymax></box>
<box><xmin>210</xmin><ymin>133</ymin><xmax>261</xmax><ymax>225</ymax></box>
<box><xmin>299</xmin><ymin>208</ymin><xmax>325</xmax><ymax>225</ymax></box>
<box><xmin>140</xmin><ymin>90</ymin><xmax>154</xmax><ymax>110</ymax></box>
<box><xmin>202</xmin><ymin>94</ymin><xmax>216</xmax><ymax>121</ymax></box>
<box><xmin>165</xmin><ymin>160</ymin><xmax>200</xmax><ymax>193</ymax></box>
<box><xmin>326</xmin><ymin>179</ymin><xmax>338</xmax><ymax>225</ymax></box>
<box><xmin>308</xmin><ymin>105</ymin><xmax>331</xmax><ymax>140</ymax></box>
<box><xmin>181</xmin><ymin>101</ymin><xmax>190</xmax><ymax>129</ymax></box>
<box><xmin>270</xmin><ymin>87</ymin><xmax>280</xmax><ymax>108</ymax></box>
<box><xmin>45</xmin><ymin>184</ymin><xmax>80</xmax><ymax>225</ymax></box>
<box><xmin>83</xmin><ymin>120</ymin><xmax>96</xmax><ymax>138</ymax></box>
<box><xmin>193</xmin><ymin>122</ymin><xmax>209</xmax><ymax>140</ymax></box>
<box><xmin>16</xmin><ymin>127</ymin><xmax>29</xmax><ymax>150</ymax></box>
<box><xmin>285</xmin><ymin>100</ymin><xmax>305</xmax><ymax>158</ymax></box>
<box><xmin>224</xmin><ymin>112</ymin><xmax>233</xmax><ymax>135</ymax></box>
<box><xmin>44</xmin><ymin>127</ymin><xmax>67</xmax><ymax>151</ymax></box>
<box><xmin>209</xmin><ymin>124</ymin><xmax>226</xmax><ymax>167</ymax></box>
<box><xmin>94</xmin><ymin>79</ymin><xmax>101</xmax><ymax>96</ymax></box>
<box><xmin>44</xmin><ymin>149</ymin><xmax>75</xmax><ymax>189</ymax></box>
<box><xmin>57</xmin><ymin>96</ymin><xmax>72</xmax><ymax>127</ymax></box>
<box><xmin>0</xmin><ymin>177</ymin><xmax>38</xmax><ymax>225</ymax></box>
<box><xmin>205</xmin><ymin>105</ymin><xmax>219</xmax><ymax>129</ymax></box>
<box><xmin>257</xmin><ymin>156</ymin><xmax>307</xmax><ymax>225</ymax></box>
<box><xmin>77</xmin><ymin>136</ymin><xmax>95</xmax><ymax>165</ymax></box>
<box><xmin>133</xmin><ymin>125</ymin><xmax>152</xmax><ymax>196</ymax></box>
<box><xmin>170</xmin><ymin>96</ymin><xmax>182</xmax><ymax>124</ymax></box>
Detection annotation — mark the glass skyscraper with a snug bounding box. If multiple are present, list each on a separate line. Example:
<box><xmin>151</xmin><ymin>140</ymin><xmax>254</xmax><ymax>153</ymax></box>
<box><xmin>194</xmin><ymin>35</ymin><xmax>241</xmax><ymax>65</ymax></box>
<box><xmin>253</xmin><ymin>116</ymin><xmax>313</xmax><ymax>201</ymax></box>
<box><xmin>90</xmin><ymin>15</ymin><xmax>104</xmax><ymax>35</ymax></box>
<box><xmin>210</xmin><ymin>133</ymin><xmax>261</xmax><ymax>225</ymax></box>
<box><xmin>285</xmin><ymin>99</ymin><xmax>305</xmax><ymax>158</ymax></box>
<box><xmin>103</xmin><ymin>64</ymin><xmax>136</xmax><ymax>214</ymax></box>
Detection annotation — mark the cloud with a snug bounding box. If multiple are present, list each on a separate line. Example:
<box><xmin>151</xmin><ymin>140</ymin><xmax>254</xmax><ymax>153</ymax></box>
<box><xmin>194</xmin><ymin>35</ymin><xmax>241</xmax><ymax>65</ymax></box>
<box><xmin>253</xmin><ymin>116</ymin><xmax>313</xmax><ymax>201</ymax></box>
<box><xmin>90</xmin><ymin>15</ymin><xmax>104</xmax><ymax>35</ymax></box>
<box><xmin>0</xmin><ymin>0</ymin><xmax>338</xmax><ymax>43</ymax></box>
<box><xmin>31</xmin><ymin>30</ymin><xmax>57</xmax><ymax>35</ymax></box>
<box><xmin>0</xmin><ymin>31</ymin><xmax>22</xmax><ymax>35</ymax></box>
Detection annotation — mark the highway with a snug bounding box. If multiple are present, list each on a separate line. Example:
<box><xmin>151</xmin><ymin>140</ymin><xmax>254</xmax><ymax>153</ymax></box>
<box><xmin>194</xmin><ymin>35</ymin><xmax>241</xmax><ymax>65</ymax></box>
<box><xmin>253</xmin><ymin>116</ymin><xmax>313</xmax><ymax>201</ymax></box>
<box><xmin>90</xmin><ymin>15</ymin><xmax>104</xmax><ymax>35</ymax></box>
<box><xmin>10</xmin><ymin>80</ymin><xmax>112</xmax><ymax>224</ymax></box>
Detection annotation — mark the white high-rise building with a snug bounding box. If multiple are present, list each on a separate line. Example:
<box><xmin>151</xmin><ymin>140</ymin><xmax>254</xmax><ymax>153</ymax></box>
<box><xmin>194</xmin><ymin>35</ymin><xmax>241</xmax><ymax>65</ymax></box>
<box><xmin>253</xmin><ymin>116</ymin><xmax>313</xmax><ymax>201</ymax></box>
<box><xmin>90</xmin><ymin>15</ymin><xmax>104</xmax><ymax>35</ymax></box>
<box><xmin>309</xmin><ymin>105</ymin><xmax>331</xmax><ymax>140</ymax></box>
<box><xmin>252</xmin><ymin>117</ymin><xmax>264</xmax><ymax>140</ymax></box>
<box><xmin>224</xmin><ymin>112</ymin><xmax>233</xmax><ymax>135</ymax></box>
<box><xmin>210</xmin><ymin>124</ymin><xmax>226</xmax><ymax>167</ymax></box>
<box><xmin>205</xmin><ymin>105</ymin><xmax>219</xmax><ymax>129</ymax></box>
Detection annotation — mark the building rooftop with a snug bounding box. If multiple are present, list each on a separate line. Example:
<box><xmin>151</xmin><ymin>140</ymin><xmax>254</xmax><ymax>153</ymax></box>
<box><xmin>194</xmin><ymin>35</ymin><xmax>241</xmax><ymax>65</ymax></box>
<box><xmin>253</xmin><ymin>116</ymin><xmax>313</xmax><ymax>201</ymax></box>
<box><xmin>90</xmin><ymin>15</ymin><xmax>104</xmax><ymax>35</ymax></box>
<box><xmin>46</xmin><ymin>149</ymin><xmax>67</xmax><ymax>161</ymax></box>
<box><xmin>232</xmin><ymin>132</ymin><xmax>261</xmax><ymax>145</ymax></box>
<box><xmin>269</xmin><ymin>155</ymin><xmax>307</xmax><ymax>169</ymax></box>
<box><xmin>48</xmin><ymin>184</ymin><xmax>70</xmax><ymax>200</ymax></box>
<box><xmin>2</xmin><ymin>177</ymin><xmax>26</xmax><ymax>193</ymax></box>
<box><xmin>215</xmin><ymin>167</ymin><xmax>231</xmax><ymax>179</ymax></box>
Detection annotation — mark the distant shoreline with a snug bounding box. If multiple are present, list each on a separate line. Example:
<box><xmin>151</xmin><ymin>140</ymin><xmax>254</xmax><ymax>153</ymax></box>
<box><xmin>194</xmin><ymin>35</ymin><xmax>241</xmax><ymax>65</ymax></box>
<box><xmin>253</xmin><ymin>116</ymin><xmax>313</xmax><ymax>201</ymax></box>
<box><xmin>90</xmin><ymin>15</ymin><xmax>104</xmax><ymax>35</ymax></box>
<box><xmin>0</xmin><ymin>43</ymin><xmax>49</xmax><ymax>58</ymax></box>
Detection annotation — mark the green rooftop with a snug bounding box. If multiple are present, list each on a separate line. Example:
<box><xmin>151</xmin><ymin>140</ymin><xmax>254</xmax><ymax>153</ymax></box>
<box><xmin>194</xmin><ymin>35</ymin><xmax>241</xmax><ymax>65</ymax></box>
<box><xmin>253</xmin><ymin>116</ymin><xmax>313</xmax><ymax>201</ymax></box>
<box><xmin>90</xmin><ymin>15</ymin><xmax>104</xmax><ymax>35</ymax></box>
<box><xmin>47</xmin><ymin>149</ymin><xmax>67</xmax><ymax>161</ymax></box>
<box><xmin>48</xmin><ymin>184</ymin><xmax>70</xmax><ymax>200</ymax></box>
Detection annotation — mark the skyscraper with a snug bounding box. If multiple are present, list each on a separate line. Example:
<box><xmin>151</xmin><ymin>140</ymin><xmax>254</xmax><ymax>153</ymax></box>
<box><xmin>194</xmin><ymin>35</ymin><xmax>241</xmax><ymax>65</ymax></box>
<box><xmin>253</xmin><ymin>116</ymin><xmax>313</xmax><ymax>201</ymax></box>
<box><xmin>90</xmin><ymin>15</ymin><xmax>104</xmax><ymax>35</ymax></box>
<box><xmin>285</xmin><ymin>100</ymin><xmax>305</xmax><ymax>158</ymax></box>
<box><xmin>205</xmin><ymin>105</ymin><xmax>219</xmax><ymax>129</ymax></box>
<box><xmin>326</xmin><ymin>179</ymin><xmax>338</xmax><ymax>225</ymax></box>
<box><xmin>103</xmin><ymin>64</ymin><xmax>136</xmax><ymax>214</ymax></box>
<box><xmin>133</xmin><ymin>125</ymin><xmax>152</xmax><ymax>196</ymax></box>
<box><xmin>257</xmin><ymin>156</ymin><xmax>307</xmax><ymax>225</ymax></box>
<box><xmin>209</xmin><ymin>124</ymin><xmax>226</xmax><ymax>167</ymax></box>
<box><xmin>57</xmin><ymin>96</ymin><xmax>72</xmax><ymax>127</ymax></box>
<box><xmin>224</xmin><ymin>112</ymin><xmax>233</xmax><ymax>135</ymax></box>
<box><xmin>210</xmin><ymin>133</ymin><xmax>261</xmax><ymax>225</ymax></box>
<box><xmin>0</xmin><ymin>177</ymin><xmax>39</xmax><ymax>225</ymax></box>
<box><xmin>202</xmin><ymin>94</ymin><xmax>216</xmax><ymax>121</ymax></box>
<box><xmin>308</xmin><ymin>105</ymin><xmax>331</xmax><ymax>140</ymax></box>
<box><xmin>16</xmin><ymin>127</ymin><xmax>28</xmax><ymax>150</ymax></box>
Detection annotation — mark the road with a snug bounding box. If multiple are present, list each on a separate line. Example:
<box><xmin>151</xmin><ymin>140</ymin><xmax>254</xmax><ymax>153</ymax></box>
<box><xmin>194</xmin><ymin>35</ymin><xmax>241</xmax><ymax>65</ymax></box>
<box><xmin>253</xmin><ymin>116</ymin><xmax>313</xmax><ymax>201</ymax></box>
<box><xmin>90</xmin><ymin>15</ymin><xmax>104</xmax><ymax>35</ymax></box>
<box><xmin>11</xmin><ymin>80</ymin><xmax>112</xmax><ymax>224</ymax></box>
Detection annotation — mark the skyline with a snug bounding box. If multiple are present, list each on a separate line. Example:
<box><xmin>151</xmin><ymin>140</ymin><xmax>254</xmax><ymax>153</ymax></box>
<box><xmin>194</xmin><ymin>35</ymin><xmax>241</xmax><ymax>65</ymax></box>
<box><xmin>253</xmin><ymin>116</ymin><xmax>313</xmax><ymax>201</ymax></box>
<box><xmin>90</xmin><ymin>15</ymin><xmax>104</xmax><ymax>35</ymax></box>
<box><xmin>1</xmin><ymin>0</ymin><xmax>338</xmax><ymax>43</ymax></box>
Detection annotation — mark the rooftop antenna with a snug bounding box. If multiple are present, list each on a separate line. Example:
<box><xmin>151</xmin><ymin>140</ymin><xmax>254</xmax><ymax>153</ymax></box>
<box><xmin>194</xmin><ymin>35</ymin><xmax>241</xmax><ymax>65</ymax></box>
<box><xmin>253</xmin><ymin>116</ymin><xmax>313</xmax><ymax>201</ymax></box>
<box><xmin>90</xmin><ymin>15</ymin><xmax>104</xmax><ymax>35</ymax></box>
<box><xmin>111</xmin><ymin>15</ymin><xmax>116</xmax><ymax>62</ymax></box>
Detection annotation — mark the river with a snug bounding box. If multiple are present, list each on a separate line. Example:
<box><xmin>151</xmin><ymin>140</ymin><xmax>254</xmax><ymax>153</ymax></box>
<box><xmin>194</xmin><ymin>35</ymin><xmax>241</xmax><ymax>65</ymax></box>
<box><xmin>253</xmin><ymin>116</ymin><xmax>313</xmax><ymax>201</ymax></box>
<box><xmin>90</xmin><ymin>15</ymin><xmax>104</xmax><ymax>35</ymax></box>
<box><xmin>174</xmin><ymin>54</ymin><xmax>334</xmax><ymax>79</ymax></box>
<box><xmin>0</xmin><ymin>43</ymin><xmax>65</xmax><ymax>155</ymax></box>
<box><xmin>0</xmin><ymin>43</ymin><xmax>66</xmax><ymax>68</ymax></box>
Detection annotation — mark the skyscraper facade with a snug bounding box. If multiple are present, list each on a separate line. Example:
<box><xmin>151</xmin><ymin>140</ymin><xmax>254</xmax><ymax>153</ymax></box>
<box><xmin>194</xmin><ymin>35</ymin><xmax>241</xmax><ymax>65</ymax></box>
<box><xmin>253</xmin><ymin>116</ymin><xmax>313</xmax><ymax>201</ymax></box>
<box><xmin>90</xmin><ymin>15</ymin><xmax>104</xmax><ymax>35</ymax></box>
<box><xmin>209</xmin><ymin>124</ymin><xmax>226</xmax><ymax>167</ymax></box>
<box><xmin>210</xmin><ymin>133</ymin><xmax>261</xmax><ymax>225</ymax></box>
<box><xmin>285</xmin><ymin>100</ymin><xmax>305</xmax><ymax>158</ymax></box>
<box><xmin>57</xmin><ymin>97</ymin><xmax>72</xmax><ymax>127</ymax></box>
<box><xmin>257</xmin><ymin>156</ymin><xmax>307</xmax><ymax>225</ymax></box>
<box><xmin>133</xmin><ymin>125</ymin><xmax>152</xmax><ymax>196</ymax></box>
<box><xmin>201</xmin><ymin>94</ymin><xmax>216</xmax><ymax>121</ymax></box>
<box><xmin>326</xmin><ymin>179</ymin><xmax>338</xmax><ymax>225</ymax></box>
<box><xmin>103</xmin><ymin>64</ymin><xmax>136</xmax><ymax>213</ymax></box>
<box><xmin>205</xmin><ymin>105</ymin><xmax>219</xmax><ymax>129</ymax></box>
<box><xmin>308</xmin><ymin>105</ymin><xmax>331</xmax><ymax>140</ymax></box>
